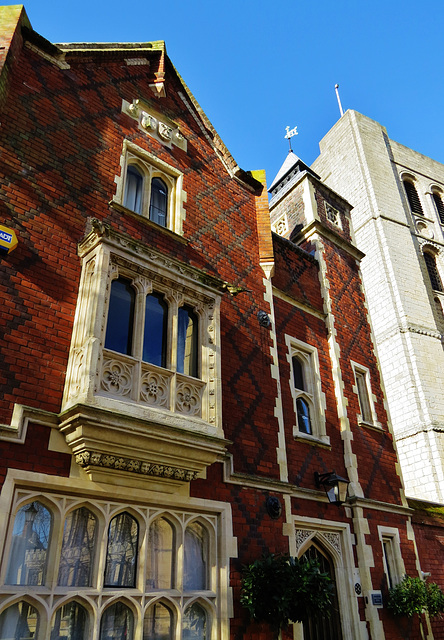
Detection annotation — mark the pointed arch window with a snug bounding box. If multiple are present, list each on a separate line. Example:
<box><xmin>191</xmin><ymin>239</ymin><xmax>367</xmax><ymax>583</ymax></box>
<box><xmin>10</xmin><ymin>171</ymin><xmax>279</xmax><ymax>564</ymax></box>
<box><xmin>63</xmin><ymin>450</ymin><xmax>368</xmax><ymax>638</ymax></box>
<box><xmin>292</xmin><ymin>355</ymin><xmax>313</xmax><ymax>435</ymax></box>
<box><xmin>104</xmin><ymin>278</ymin><xmax>135</xmax><ymax>356</ymax></box>
<box><xmin>144</xmin><ymin>602</ymin><xmax>174</xmax><ymax>640</ymax></box>
<box><xmin>301</xmin><ymin>544</ymin><xmax>342</xmax><ymax>640</ymax></box>
<box><xmin>177</xmin><ymin>306</ymin><xmax>199</xmax><ymax>378</ymax></box>
<box><xmin>58</xmin><ymin>507</ymin><xmax>97</xmax><ymax>587</ymax></box>
<box><xmin>100</xmin><ymin>602</ymin><xmax>134</xmax><ymax>640</ymax></box>
<box><xmin>432</xmin><ymin>190</ymin><xmax>444</xmax><ymax>225</ymax></box>
<box><xmin>50</xmin><ymin>601</ymin><xmax>88</xmax><ymax>640</ymax></box>
<box><xmin>150</xmin><ymin>177</ymin><xmax>168</xmax><ymax>227</ymax></box>
<box><xmin>6</xmin><ymin>501</ymin><xmax>51</xmax><ymax>586</ymax></box>
<box><xmin>104</xmin><ymin>512</ymin><xmax>139</xmax><ymax>587</ymax></box>
<box><xmin>403</xmin><ymin>179</ymin><xmax>424</xmax><ymax>215</ymax></box>
<box><xmin>184</xmin><ymin>522</ymin><xmax>208</xmax><ymax>591</ymax></box>
<box><xmin>124</xmin><ymin>165</ymin><xmax>144</xmax><ymax>214</ymax></box>
<box><xmin>424</xmin><ymin>251</ymin><xmax>443</xmax><ymax>292</ymax></box>
<box><xmin>143</xmin><ymin>293</ymin><xmax>168</xmax><ymax>367</ymax></box>
<box><xmin>147</xmin><ymin>517</ymin><xmax>175</xmax><ymax>589</ymax></box>
<box><xmin>0</xmin><ymin>602</ymin><xmax>39</xmax><ymax>640</ymax></box>
<box><xmin>183</xmin><ymin>603</ymin><xmax>207</xmax><ymax>640</ymax></box>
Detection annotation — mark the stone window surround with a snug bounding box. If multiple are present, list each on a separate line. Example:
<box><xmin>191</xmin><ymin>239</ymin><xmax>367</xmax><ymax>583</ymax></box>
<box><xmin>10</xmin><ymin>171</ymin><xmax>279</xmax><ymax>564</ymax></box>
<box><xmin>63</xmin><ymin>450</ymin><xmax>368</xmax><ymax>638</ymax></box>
<box><xmin>0</xmin><ymin>471</ymin><xmax>234</xmax><ymax>640</ymax></box>
<box><xmin>350</xmin><ymin>361</ymin><xmax>380</xmax><ymax>429</ymax></box>
<box><xmin>377</xmin><ymin>526</ymin><xmax>405</xmax><ymax>588</ymax></box>
<box><xmin>285</xmin><ymin>335</ymin><xmax>329</xmax><ymax>446</ymax></box>
<box><xmin>113</xmin><ymin>140</ymin><xmax>187</xmax><ymax>236</ymax></box>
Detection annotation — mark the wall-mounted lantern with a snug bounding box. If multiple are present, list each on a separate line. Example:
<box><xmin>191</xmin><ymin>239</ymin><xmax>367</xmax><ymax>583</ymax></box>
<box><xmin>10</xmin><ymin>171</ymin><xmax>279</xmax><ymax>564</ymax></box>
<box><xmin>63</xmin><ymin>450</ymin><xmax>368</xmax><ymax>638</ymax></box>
<box><xmin>314</xmin><ymin>470</ymin><xmax>350</xmax><ymax>506</ymax></box>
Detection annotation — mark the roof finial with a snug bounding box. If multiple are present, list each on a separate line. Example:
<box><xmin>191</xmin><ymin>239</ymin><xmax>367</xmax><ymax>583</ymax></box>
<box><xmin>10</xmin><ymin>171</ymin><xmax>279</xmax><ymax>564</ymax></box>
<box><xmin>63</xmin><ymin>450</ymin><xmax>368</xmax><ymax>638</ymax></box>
<box><xmin>285</xmin><ymin>125</ymin><xmax>298</xmax><ymax>152</ymax></box>
<box><xmin>335</xmin><ymin>84</ymin><xmax>344</xmax><ymax>117</ymax></box>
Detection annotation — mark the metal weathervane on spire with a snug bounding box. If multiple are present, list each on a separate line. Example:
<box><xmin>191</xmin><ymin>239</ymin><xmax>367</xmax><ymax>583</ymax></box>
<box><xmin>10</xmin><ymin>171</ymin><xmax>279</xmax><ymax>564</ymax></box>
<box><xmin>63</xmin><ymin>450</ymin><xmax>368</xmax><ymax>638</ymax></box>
<box><xmin>285</xmin><ymin>125</ymin><xmax>298</xmax><ymax>152</ymax></box>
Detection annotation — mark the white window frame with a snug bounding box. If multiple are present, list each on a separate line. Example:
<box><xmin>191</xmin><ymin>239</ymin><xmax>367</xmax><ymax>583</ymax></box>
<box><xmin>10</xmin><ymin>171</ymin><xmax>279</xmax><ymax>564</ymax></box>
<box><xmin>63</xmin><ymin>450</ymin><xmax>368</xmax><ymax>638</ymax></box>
<box><xmin>377</xmin><ymin>526</ymin><xmax>405</xmax><ymax>589</ymax></box>
<box><xmin>285</xmin><ymin>335</ymin><xmax>329</xmax><ymax>445</ymax></box>
<box><xmin>113</xmin><ymin>140</ymin><xmax>187</xmax><ymax>235</ymax></box>
<box><xmin>351</xmin><ymin>361</ymin><xmax>380</xmax><ymax>428</ymax></box>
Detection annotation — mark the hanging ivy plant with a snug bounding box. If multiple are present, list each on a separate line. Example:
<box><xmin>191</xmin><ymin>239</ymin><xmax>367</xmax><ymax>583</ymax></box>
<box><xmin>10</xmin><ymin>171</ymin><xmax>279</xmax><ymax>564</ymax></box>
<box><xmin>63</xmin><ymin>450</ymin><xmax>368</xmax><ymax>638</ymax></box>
<box><xmin>387</xmin><ymin>576</ymin><xmax>444</xmax><ymax>618</ymax></box>
<box><xmin>240</xmin><ymin>554</ymin><xmax>334</xmax><ymax>632</ymax></box>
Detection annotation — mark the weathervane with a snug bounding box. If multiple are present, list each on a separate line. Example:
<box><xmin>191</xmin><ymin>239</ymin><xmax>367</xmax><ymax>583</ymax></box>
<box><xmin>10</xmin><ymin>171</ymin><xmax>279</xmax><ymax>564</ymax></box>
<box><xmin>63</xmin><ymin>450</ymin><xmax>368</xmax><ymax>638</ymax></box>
<box><xmin>285</xmin><ymin>125</ymin><xmax>298</xmax><ymax>152</ymax></box>
<box><xmin>335</xmin><ymin>84</ymin><xmax>344</xmax><ymax>117</ymax></box>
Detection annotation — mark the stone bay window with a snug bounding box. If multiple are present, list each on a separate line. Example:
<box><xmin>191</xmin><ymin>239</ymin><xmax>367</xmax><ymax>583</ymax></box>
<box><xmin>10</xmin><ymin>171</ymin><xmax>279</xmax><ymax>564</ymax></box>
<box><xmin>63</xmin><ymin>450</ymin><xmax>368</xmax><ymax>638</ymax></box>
<box><xmin>60</xmin><ymin>220</ymin><xmax>227</xmax><ymax>489</ymax></box>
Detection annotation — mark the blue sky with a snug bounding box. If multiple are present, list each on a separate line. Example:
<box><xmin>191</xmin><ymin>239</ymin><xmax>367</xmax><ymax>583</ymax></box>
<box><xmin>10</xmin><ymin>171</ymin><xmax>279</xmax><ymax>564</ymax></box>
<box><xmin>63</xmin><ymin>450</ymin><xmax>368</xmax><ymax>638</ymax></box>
<box><xmin>15</xmin><ymin>0</ymin><xmax>444</xmax><ymax>188</ymax></box>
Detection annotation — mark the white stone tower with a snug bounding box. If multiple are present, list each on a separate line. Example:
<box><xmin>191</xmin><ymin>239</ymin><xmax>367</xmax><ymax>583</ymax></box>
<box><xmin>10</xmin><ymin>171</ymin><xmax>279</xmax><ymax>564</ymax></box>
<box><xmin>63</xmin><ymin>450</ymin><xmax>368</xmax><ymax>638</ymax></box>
<box><xmin>312</xmin><ymin>110</ymin><xmax>444</xmax><ymax>502</ymax></box>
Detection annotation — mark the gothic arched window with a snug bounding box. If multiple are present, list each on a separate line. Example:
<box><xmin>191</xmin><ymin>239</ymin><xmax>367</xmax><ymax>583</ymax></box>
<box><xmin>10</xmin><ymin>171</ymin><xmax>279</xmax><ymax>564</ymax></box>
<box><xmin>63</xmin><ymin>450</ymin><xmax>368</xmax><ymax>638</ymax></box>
<box><xmin>183</xmin><ymin>603</ymin><xmax>207</xmax><ymax>640</ymax></box>
<box><xmin>184</xmin><ymin>522</ymin><xmax>208</xmax><ymax>590</ymax></box>
<box><xmin>292</xmin><ymin>355</ymin><xmax>313</xmax><ymax>435</ymax></box>
<box><xmin>104</xmin><ymin>512</ymin><xmax>139</xmax><ymax>588</ymax></box>
<box><xmin>100</xmin><ymin>602</ymin><xmax>134</xmax><ymax>640</ymax></box>
<box><xmin>143</xmin><ymin>602</ymin><xmax>174</xmax><ymax>640</ymax></box>
<box><xmin>50</xmin><ymin>601</ymin><xmax>88</xmax><ymax>640</ymax></box>
<box><xmin>124</xmin><ymin>165</ymin><xmax>144</xmax><ymax>214</ymax></box>
<box><xmin>0</xmin><ymin>602</ymin><xmax>39</xmax><ymax>640</ymax></box>
<box><xmin>424</xmin><ymin>251</ymin><xmax>443</xmax><ymax>292</ymax></box>
<box><xmin>147</xmin><ymin>517</ymin><xmax>175</xmax><ymax>590</ymax></box>
<box><xmin>58</xmin><ymin>507</ymin><xmax>97</xmax><ymax>587</ymax></box>
<box><xmin>403</xmin><ymin>179</ymin><xmax>424</xmax><ymax>215</ymax></box>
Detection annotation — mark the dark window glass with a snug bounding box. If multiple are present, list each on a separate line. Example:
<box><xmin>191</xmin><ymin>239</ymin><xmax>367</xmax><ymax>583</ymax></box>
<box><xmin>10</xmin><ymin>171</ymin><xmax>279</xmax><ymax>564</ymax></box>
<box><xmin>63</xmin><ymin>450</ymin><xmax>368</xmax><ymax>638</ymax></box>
<box><xmin>58</xmin><ymin>507</ymin><xmax>97</xmax><ymax>587</ymax></box>
<box><xmin>105</xmin><ymin>279</ymin><xmax>135</xmax><ymax>356</ymax></box>
<box><xmin>0</xmin><ymin>602</ymin><xmax>39</xmax><ymax>640</ymax></box>
<box><xmin>292</xmin><ymin>356</ymin><xmax>305</xmax><ymax>390</ymax></box>
<box><xmin>50</xmin><ymin>601</ymin><xmax>88</xmax><ymax>640</ymax></box>
<box><xmin>355</xmin><ymin>371</ymin><xmax>372</xmax><ymax>422</ymax></box>
<box><xmin>143</xmin><ymin>293</ymin><xmax>168</xmax><ymax>367</ymax></box>
<box><xmin>403</xmin><ymin>180</ymin><xmax>424</xmax><ymax>215</ymax></box>
<box><xmin>6</xmin><ymin>501</ymin><xmax>51</xmax><ymax>586</ymax></box>
<box><xmin>100</xmin><ymin>603</ymin><xmax>134</xmax><ymax>640</ymax></box>
<box><xmin>183</xmin><ymin>604</ymin><xmax>206</xmax><ymax>640</ymax></box>
<box><xmin>104</xmin><ymin>512</ymin><xmax>138</xmax><ymax>587</ymax></box>
<box><xmin>184</xmin><ymin>522</ymin><xmax>208</xmax><ymax>590</ymax></box>
<box><xmin>177</xmin><ymin>306</ymin><xmax>198</xmax><ymax>377</ymax></box>
<box><xmin>432</xmin><ymin>192</ymin><xmax>444</xmax><ymax>225</ymax></box>
<box><xmin>424</xmin><ymin>252</ymin><xmax>443</xmax><ymax>292</ymax></box>
<box><xmin>150</xmin><ymin>177</ymin><xmax>168</xmax><ymax>227</ymax></box>
<box><xmin>143</xmin><ymin>603</ymin><xmax>173</xmax><ymax>640</ymax></box>
<box><xmin>124</xmin><ymin>165</ymin><xmax>143</xmax><ymax>214</ymax></box>
<box><xmin>296</xmin><ymin>398</ymin><xmax>312</xmax><ymax>435</ymax></box>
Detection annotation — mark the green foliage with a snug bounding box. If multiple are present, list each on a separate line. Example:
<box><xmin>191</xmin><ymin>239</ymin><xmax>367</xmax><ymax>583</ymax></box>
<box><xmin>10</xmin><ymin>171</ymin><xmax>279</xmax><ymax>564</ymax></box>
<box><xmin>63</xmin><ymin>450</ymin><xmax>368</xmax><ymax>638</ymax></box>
<box><xmin>240</xmin><ymin>554</ymin><xmax>334</xmax><ymax>631</ymax></box>
<box><xmin>387</xmin><ymin>576</ymin><xmax>444</xmax><ymax>619</ymax></box>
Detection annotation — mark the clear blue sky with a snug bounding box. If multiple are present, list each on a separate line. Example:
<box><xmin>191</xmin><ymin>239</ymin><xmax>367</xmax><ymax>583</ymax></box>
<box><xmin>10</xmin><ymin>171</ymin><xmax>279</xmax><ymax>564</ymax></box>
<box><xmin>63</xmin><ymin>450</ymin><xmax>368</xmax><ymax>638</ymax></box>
<box><xmin>14</xmin><ymin>0</ymin><xmax>444</xmax><ymax>188</ymax></box>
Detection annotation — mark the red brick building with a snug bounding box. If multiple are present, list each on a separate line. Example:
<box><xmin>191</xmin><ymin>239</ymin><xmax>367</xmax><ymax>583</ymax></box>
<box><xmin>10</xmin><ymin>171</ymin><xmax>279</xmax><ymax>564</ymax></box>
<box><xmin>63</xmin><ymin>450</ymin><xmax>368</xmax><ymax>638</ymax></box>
<box><xmin>0</xmin><ymin>5</ymin><xmax>438</xmax><ymax>639</ymax></box>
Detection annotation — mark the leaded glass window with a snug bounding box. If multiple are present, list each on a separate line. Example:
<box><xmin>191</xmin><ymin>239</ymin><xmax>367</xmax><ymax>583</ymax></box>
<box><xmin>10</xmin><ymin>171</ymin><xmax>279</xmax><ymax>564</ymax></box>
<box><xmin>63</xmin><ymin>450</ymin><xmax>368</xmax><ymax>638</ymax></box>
<box><xmin>104</xmin><ymin>278</ymin><xmax>135</xmax><ymax>356</ymax></box>
<box><xmin>50</xmin><ymin>601</ymin><xmax>88</xmax><ymax>640</ymax></box>
<box><xmin>184</xmin><ymin>522</ymin><xmax>208</xmax><ymax>590</ymax></box>
<box><xmin>183</xmin><ymin>603</ymin><xmax>207</xmax><ymax>640</ymax></box>
<box><xmin>124</xmin><ymin>165</ymin><xmax>144</xmax><ymax>214</ymax></box>
<box><xmin>104</xmin><ymin>512</ymin><xmax>138</xmax><ymax>587</ymax></box>
<box><xmin>58</xmin><ymin>507</ymin><xmax>97</xmax><ymax>586</ymax></box>
<box><xmin>143</xmin><ymin>293</ymin><xmax>168</xmax><ymax>367</ymax></box>
<box><xmin>100</xmin><ymin>602</ymin><xmax>134</xmax><ymax>640</ymax></box>
<box><xmin>177</xmin><ymin>306</ymin><xmax>198</xmax><ymax>378</ymax></box>
<box><xmin>147</xmin><ymin>517</ymin><xmax>174</xmax><ymax>589</ymax></box>
<box><xmin>292</xmin><ymin>355</ymin><xmax>313</xmax><ymax>435</ymax></box>
<box><xmin>296</xmin><ymin>397</ymin><xmax>312</xmax><ymax>435</ymax></box>
<box><xmin>143</xmin><ymin>602</ymin><xmax>173</xmax><ymax>640</ymax></box>
<box><xmin>0</xmin><ymin>602</ymin><xmax>39</xmax><ymax>640</ymax></box>
<box><xmin>6</xmin><ymin>501</ymin><xmax>51</xmax><ymax>586</ymax></box>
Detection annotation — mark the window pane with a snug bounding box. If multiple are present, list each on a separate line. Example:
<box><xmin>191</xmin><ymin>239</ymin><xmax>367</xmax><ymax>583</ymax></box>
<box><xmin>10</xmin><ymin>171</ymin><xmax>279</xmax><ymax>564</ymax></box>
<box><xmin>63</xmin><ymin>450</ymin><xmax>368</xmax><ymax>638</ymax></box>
<box><xmin>58</xmin><ymin>507</ymin><xmax>97</xmax><ymax>586</ymax></box>
<box><xmin>177</xmin><ymin>306</ymin><xmax>198</xmax><ymax>378</ymax></box>
<box><xmin>6</xmin><ymin>501</ymin><xmax>51</xmax><ymax>586</ymax></box>
<box><xmin>184</xmin><ymin>523</ymin><xmax>208</xmax><ymax>590</ymax></box>
<box><xmin>105</xmin><ymin>279</ymin><xmax>135</xmax><ymax>355</ymax></box>
<box><xmin>124</xmin><ymin>165</ymin><xmax>143</xmax><ymax>214</ymax></box>
<box><xmin>296</xmin><ymin>398</ymin><xmax>312</xmax><ymax>435</ymax></box>
<box><xmin>356</xmin><ymin>371</ymin><xmax>372</xmax><ymax>422</ymax></box>
<box><xmin>147</xmin><ymin>518</ymin><xmax>174</xmax><ymax>589</ymax></box>
<box><xmin>0</xmin><ymin>602</ymin><xmax>39</xmax><ymax>640</ymax></box>
<box><xmin>143</xmin><ymin>603</ymin><xmax>173</xmax><ymax>640</ymax></box>
<box><xmin>100</xmin><ymin>603</ymin><xmax>134</xmax><ymax>640</ymax></box>
<box><xmin>104</xmin><ymin>513</ymin><xmax>138</xmax><ymax>587</ymax></box>
<box><xmin>50</xmin><ymin>601</ymin><xmax>88</xmax><ymax>640</ymax></box>
<box><xmin>292</xmin><ymin>356</ymin><xmax>305</xmax><ymax>390</ymax></box>
<box><xmin>149</xmin><ymin>177</ymin><xmax>168</xmax><ymax>227</ymax></box>
<box><xmin>143</xmin><ymin>293</ymin><xmax>168</xmax><ymax>367</ymax></box>
<box><xmin>183</xmin><ymin>604</ymin><xmax>206</xmax><ymax>640</ymax></box>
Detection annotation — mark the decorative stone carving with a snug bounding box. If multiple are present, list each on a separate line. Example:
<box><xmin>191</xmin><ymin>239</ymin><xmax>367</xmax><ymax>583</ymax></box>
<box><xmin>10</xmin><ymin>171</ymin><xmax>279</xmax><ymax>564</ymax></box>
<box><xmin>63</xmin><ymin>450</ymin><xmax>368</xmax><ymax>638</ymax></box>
<box><xmin>175</xmin><ymin>379</ymin><xmax>204</xmax><ymax>417</ymax></box>
<box><xmin>321</xmin><ymin>532</ymin><xmax>342</xmax><ymax>556</ymax></box>
<box><xmin>75</xmin><ymin>450</ymin><xmax>198</xmax><ymax>482</ymax></box>
<box><xmin>295</xmin><ymin>528</ymin><xmax>314</xmax><ymax>551</ymax></box>
<box><xmin>158</xmin><ymin>122</ymin><xmax>173</xmax><ymax>141</ymax></box>
<box><xmin>275</xmin><ymin>216</ymin><xmax>288</xmax><ymax>235</ymax></box>
<box><xmin>325</xmin><ymin>203</ymin><xmax>340</xmax><ymax>226</ymax></box>
<box><xmin>140</xmin><ymin>368</ymin><xmax>171</xmax><ymax>408</ymax></box>
<box><xmin>122</xmin><ymin>99</ymin><xmax>187</xmax><ymax>151</ymax></box>
<box><xmin>101</xmin><ymin>358</ymin><xmax>133</xmax><ymax>397</ymax></box>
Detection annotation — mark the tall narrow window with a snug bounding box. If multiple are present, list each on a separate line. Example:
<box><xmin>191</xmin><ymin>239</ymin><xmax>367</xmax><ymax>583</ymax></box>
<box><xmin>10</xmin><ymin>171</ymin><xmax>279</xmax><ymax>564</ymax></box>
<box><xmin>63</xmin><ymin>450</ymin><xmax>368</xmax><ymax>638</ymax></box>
<box><xmin>147</xmin><ymin>517</ymin><xmax>175</xmax><ymax>589</ymax></box>
<box><xmin>424</xmin><ymin>251</ymin><xmax>444</xmax><ymax>292</ymax></box>
<box><xmin>104</xmin><ymin>512</ymin><xmax>138</xmax><ymax>587</ymax></box>
<box><xmin>183</xmin><ymin>604</ymin><xmax>207</xmax><ymax>640</ymax></box>
<box><xmin>6</xmin><ymin>501</ymin><xmax>51</xmax><ymax>586</ymax></box>
<box><xmin>403</xmin><ymin>179</ymin><xmax>424</xmax><ymax>215</ymax></box>
<box><xmin>105</xmin><ymin>278</ymin><xmax>135</xmax><ymax>356</ymax></box>
<box><xmin>432</xmin><ymin>191</ymin><xmax>444</xmax><ymax>225</ymax></box>
<box><xmin>143</xmin><ymin>293</ymin><xmax>168</xmax><ymax>367</ymax></box>
<box><xmin>292</xmin><ymin>356</ymin><xmax>313</xmax><ymax>435</ymax></box>
<box><xmin>100</xmin><ymin>603</ymin><xmax>134</xmax><ymax>640</ymax></box>
<box><xmin>355</xmin><ymin>370</ymin><xmax>372</xmax><ymax>423</ymax></box>
<box><xmin>382</xmin><ymin>538</ymin><xmax>396</xmax><ymax>589</ymax></box>
<box><xmin>177</xmin><ymin>306</ymin><xmax>199</xmax><ymax>378</ymax></box>
<box><xmin>124</xmin><ymin>165</ymin><xmax>144</xmax><ymax>214</ymax></box>
<box><xmin>58</xmin><ymin>507</ymin><xmax>97</xmax><ymax>587</ymax></box>
<box><xmin>184</xmin><ymin>522</ymin><xmax>208</xmax><ymax>590</ymax></box>
<box><xmin>150</xmin><ymin>177</ymin><xmax>168</xmax><ymax>227</ymax></box>
<box><xmin>144</xmin><ymin>603</ymin><xmax>173</xmax><ymax>640</ymax></box>
<box><xmin>50</xmin><ymin>601</ymin><xmax>88</xmax><ymax>640</ymax></box>
<box><xmin>0</xmin><ymin>602</ymin><xmax>39</xmax><ymax>640</ymax></box>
